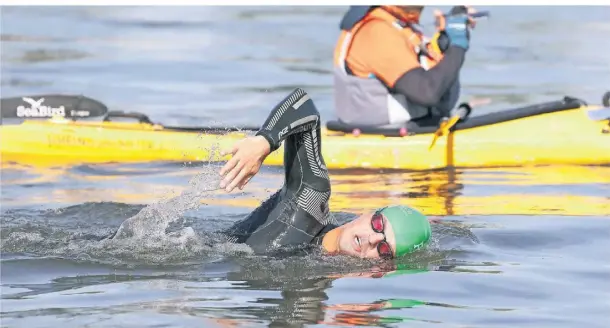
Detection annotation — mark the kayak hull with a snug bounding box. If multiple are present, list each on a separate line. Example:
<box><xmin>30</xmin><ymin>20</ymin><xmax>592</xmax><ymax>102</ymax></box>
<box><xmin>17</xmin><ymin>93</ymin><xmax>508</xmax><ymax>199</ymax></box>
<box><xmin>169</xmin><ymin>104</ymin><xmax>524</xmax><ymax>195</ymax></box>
<box><xmin>1</xmin><ymin>103</ymin><xmax>608</xmax><ymax>170</ymax></box>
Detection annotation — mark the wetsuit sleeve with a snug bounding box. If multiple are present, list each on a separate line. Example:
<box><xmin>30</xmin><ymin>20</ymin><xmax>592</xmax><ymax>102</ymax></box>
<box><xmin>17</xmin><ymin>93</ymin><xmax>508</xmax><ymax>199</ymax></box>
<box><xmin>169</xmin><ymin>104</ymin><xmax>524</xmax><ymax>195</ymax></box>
<box><xmin>254</xmin><ymin>88</ymin><xmax>320</xmax><ymax>152</ymax></box>
<box><xmin>224</xmin><ymin>88</ymin><xmax>333</xmax><ymax>254</ymax></box>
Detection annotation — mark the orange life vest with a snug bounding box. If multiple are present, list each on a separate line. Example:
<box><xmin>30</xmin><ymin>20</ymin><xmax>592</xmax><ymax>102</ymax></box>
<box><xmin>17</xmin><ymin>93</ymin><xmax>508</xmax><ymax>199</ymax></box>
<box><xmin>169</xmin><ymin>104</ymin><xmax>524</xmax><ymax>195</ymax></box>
<box><xmin>334</xmin><ymin>7</ymin><xmax>444</xmax><ymax>75</ymax></box>
<box><xmin>332</xmin><ymin>7</ymin><xmax>459</xmax><ymax>126</ymax></box>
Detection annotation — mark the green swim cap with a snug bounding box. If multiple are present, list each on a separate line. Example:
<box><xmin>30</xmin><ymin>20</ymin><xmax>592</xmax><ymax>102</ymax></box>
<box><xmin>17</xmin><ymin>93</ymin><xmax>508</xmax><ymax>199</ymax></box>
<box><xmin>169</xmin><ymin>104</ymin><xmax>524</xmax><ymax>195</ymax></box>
<box><xmin>380</xmin><ymin>205</ymin><xmax>431</xmax><ymax>257</ymax></box>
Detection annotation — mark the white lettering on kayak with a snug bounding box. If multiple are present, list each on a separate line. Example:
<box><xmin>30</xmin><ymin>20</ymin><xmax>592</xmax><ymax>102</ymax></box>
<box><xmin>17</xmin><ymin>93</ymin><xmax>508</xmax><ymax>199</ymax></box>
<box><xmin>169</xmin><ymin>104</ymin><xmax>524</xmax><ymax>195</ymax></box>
<box><xmin>16</xmin><ymin>97</ymin><xmax>66</xmax><ymax>118</ymax></box>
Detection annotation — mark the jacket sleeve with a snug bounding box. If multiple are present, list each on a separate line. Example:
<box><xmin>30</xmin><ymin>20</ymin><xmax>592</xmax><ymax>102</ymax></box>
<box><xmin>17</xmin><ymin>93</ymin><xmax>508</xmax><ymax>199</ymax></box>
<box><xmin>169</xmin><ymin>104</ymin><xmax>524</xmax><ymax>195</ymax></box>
<box><xmin>392</xmin><ymin>46</ymin><xmax>466</xmax><ymax>108</ymax></box>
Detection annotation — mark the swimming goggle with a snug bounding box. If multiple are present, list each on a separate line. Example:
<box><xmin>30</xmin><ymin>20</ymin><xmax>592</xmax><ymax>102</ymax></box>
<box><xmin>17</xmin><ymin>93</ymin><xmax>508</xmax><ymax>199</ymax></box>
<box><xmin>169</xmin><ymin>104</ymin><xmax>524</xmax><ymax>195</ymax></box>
<box><xmin>371</xmin><ymin>210</ymin><xmax>394</xmax><ymax>259</ymax></box>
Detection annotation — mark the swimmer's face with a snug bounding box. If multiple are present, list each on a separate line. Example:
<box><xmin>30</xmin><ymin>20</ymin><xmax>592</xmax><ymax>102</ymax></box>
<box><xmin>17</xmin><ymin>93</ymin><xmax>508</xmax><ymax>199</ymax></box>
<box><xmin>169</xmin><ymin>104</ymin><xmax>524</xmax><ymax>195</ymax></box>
<box><xmin>335</xmin><ymin>211</ymin><xmax>397</xmax><ymax>259</ymax></box>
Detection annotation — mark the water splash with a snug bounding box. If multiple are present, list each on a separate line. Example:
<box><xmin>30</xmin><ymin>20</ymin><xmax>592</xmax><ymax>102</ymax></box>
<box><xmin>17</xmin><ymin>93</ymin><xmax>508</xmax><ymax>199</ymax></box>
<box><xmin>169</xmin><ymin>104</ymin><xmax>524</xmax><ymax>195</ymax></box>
<box><xmin>109</xmin><ymin>168</ymin><xmax>221</xmax><ymax>241</ymax></box>
<box><xmin>105</xmin><ymin>129</ymin><xmax>254</xmax><ymax>255</ymax></box>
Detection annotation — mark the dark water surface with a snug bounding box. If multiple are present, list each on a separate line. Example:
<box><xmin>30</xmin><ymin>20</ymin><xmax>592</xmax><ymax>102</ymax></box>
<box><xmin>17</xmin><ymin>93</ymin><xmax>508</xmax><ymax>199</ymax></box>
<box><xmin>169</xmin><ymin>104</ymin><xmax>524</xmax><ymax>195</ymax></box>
<box><xmin>2</xmin><ymin>6</ymin><xmax>610</xmax><ymax>328</ymax></box>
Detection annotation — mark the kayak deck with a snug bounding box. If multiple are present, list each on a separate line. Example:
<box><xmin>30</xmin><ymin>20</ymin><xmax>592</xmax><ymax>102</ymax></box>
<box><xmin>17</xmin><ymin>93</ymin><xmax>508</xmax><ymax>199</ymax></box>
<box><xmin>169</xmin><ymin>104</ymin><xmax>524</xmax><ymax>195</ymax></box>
<box><xmin>1</xmin><ymin>98</ymin><xmax>609</xmax><ymax>169</ymax></box>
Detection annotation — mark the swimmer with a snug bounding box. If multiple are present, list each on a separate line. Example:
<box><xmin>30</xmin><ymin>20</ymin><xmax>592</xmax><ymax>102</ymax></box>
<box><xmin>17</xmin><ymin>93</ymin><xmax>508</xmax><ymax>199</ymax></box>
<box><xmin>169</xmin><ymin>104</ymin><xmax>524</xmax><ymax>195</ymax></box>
<box><xmin>219</xmin><ymin>88</ymin><xmax>431</xmax><ymax>259</ymax></box>
<box><xmin>104</xmin><ymin>88</ymin><xmax>431</xmax><ymax>258</ymax></box>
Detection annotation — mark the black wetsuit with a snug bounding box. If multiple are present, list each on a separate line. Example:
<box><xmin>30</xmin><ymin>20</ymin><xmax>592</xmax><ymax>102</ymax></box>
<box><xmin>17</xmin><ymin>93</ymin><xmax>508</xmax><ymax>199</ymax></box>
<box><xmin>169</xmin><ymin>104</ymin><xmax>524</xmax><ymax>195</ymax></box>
<box><xmin>222</xmin><ymin>88</ymin><xmax>337</xmax><ymax>254</ymax></box>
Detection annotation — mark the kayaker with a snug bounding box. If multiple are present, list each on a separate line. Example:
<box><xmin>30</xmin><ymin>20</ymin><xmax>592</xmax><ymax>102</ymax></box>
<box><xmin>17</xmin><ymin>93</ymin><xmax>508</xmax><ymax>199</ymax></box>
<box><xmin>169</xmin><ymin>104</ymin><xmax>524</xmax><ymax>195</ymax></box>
<box><xmin>219</xmin><ymin>88</ymin><xmax>431</xmax><ymax>259</ymax></box>
<box><xmin>333</xmin><ymin>5</ymin><xmax>477</xmax><ymax>126</ymax></box>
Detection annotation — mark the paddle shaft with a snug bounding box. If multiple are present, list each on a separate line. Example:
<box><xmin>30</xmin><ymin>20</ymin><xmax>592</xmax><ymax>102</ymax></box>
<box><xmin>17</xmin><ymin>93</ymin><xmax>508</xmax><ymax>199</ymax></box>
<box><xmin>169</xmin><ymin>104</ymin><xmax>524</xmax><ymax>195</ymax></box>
<box><xmin>461</xmin><ymin>11</ymin><xmax>490</xmax><ymax>19</ymax></box>
<box><xmin>432</xmin><ymin>10</ymin><xmax>490</xmax><ymax>21</ymax></box>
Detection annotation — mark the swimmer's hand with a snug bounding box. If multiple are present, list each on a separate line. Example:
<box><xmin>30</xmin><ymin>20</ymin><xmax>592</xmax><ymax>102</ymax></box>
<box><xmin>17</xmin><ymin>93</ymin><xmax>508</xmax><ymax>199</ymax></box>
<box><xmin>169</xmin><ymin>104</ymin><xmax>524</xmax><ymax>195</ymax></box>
<box><xmin>219</xmin><ymin>135</ymin><xmax>271</xmax><ymax>192</ymax></box>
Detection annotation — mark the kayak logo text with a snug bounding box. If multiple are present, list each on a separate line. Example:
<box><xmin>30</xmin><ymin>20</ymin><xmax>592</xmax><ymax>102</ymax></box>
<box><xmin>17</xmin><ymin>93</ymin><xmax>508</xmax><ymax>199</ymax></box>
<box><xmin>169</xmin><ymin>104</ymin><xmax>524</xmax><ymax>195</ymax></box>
<box><xmin>17</xmin><ymin>97</ymin><xmax>66</xmax><ymax>118</ymax></box>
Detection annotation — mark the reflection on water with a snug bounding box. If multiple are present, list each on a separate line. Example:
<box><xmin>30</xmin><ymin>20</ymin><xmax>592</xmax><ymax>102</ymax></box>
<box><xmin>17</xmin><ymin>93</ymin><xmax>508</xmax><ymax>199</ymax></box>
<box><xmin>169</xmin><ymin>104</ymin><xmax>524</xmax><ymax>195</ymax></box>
<box><xmin>329</xmin><ymin>166</ymin><xmax>610</xmax><ymax>216</ymax></box>
<box><xmin>0</xmin><ymin>260</ymin><xmax>441</xmax><ymax>327</ymax></box>
<box><xmin>4</xmin><ymin>163</ymin><xmax>607</xmax><ymax>216</ymax></box>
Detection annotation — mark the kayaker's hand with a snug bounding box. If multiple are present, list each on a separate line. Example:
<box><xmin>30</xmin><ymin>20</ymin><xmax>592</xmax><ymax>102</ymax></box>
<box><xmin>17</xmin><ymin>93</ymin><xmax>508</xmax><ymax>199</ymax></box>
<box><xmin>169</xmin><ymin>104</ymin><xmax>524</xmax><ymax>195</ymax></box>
<box><xmin>219</xmin><ymin>135</ymin><xmax>271</xmax><ymax>192</ymax></box>
<box><xmin>435</xmin><ymin>6</ymin><xmax>476</xmax><ymax>51</ymax></box>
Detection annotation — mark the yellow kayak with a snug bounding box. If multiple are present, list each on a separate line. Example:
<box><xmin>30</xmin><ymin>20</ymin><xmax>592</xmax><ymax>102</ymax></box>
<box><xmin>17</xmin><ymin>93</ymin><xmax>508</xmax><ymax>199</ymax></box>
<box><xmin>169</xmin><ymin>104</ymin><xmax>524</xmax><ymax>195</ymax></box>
<box><xmin>1</xmin><ymin>95</ymin><xmax>609</xmax><ymax>169</ymax></box>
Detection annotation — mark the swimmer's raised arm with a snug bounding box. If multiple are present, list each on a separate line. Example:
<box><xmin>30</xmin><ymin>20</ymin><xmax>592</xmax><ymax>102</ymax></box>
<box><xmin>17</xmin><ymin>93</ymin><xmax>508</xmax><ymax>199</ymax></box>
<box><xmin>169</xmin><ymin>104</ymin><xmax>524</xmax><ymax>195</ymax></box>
<box><xmin>220</xmin><ymin>88</ymin><xmax>330</xmax><ymax>252</ymax></box>
<box><xmin>219</xmin><ymin>88</ymin><xmax>320</xmax><ymax>192</ymax></box>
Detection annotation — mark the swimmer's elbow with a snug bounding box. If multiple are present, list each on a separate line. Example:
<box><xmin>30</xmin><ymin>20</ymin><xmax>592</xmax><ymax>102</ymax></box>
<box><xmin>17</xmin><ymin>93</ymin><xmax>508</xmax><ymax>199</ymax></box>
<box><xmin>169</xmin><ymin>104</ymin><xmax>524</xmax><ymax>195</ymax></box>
<box><xmin>300</xmin><ymin>96</ymin><xmax>322</xmax><ymax>129</ymax></box>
